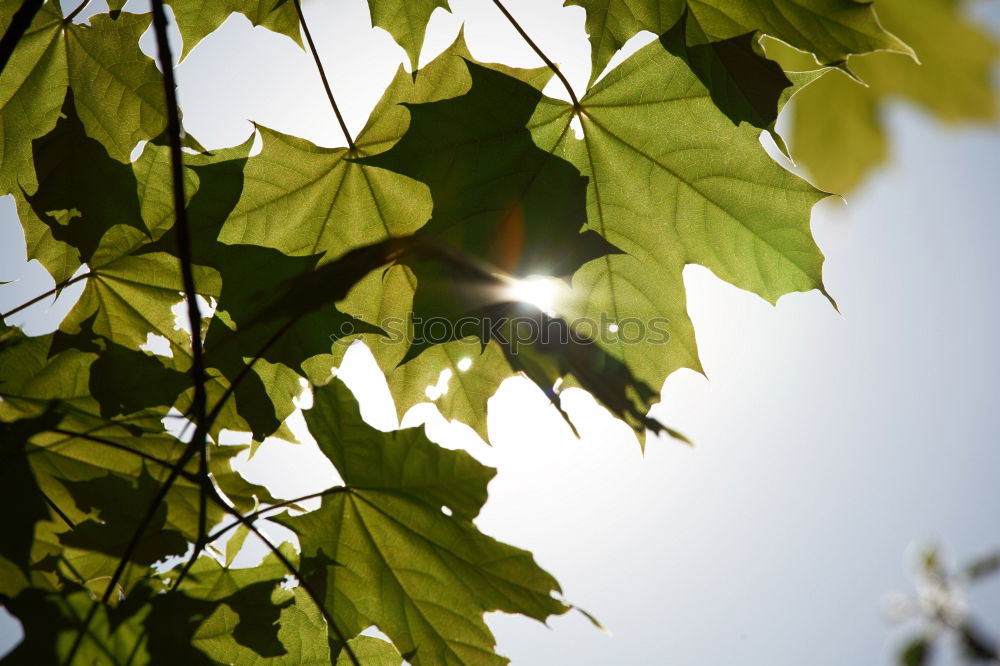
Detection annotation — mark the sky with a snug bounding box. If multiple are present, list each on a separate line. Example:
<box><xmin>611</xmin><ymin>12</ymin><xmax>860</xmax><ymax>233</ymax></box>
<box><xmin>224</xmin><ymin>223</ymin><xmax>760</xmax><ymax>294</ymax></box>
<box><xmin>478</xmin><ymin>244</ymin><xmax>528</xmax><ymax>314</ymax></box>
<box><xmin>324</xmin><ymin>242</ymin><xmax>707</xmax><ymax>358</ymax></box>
<box><xmin>1</xmin><ymin>1</ymin><xmax>999</xmax><ymax>664</ymax></box>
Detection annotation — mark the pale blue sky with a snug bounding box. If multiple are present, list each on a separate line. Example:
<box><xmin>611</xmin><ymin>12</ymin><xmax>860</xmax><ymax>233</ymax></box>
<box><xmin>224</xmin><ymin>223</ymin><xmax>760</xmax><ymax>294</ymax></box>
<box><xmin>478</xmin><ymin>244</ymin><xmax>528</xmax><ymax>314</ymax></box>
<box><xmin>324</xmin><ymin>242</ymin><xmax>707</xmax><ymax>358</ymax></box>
<box><xmin>1</xmin><ymin>2</ymin><xmax>998</xmax><ymax>664</ymax></box>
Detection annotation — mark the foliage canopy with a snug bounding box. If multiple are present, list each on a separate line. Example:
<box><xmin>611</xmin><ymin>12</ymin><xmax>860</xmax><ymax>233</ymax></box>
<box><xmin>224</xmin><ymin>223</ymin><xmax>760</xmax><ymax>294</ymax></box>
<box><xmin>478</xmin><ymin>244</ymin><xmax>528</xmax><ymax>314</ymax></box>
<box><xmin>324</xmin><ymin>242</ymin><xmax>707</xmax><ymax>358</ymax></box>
<box><xmin>0</xmin><ymin>0</ymin><xmax>995</xmax><ymax>663</ymax></box>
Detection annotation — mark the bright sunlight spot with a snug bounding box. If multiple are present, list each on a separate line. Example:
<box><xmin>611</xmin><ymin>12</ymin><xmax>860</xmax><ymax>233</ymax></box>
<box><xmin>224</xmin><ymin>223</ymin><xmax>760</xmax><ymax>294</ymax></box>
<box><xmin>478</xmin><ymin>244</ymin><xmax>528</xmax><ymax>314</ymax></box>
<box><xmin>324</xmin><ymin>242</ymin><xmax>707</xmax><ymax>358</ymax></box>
<box><xmin>425</xmin><ymin>368</ymin><xmax>453</xmax><ymax>400</ymax></box>
<box><xmin>505</xmin><ymin>276</ymin><xmax>560</xmax><ymax>314</ymax></box>
<box><xmin>457</xmin><ymin>357</ymin><xmax>473</xmax><ymax>372</ymax></box>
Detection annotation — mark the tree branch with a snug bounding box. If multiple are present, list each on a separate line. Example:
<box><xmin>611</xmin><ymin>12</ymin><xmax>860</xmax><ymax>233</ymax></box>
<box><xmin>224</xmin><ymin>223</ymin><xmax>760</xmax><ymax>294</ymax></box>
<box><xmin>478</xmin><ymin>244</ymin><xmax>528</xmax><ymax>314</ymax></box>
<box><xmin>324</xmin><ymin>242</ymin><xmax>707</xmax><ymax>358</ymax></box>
<box><xmin>150</xmin><ymin>0</ymin><xmax>206</xmax><ymax>433</ymax></box>
<box><xmin>67</xmin><ymin>0</ymin><xmax>210</xmax><ymax>638</ymax></box>
<box><xmin>141</xmin><ymin>0</ymin><xmax>218</xmax><ymax>610</ymax></box>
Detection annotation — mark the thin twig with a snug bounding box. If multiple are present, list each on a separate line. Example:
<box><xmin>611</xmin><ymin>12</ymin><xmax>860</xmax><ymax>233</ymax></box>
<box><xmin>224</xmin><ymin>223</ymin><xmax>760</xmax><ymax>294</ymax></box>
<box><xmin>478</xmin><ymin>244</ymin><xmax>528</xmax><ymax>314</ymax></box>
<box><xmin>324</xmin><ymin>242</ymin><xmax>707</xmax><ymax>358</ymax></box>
<box><xmin>205</xmin><ymin>486</ymin><xmax>348</xmax><ymax>544</ymax></box>
<box><xmin>68</xmin><ymin>0</ymin><xmax>209</xmax><ymax>628</ymax></box>
<box><xmin>167</xmin><ymin>475</ymin><xmax>211</xmax><ymax>591</ymax></box>
<box><xmin>146</xmin><ymin>0</ymin><xmax>217</xmax><ymax>607</ymax></box>
<box><xmin>91</xmin><ymin>0</ymin><xmax>207</xmax><ymax>605</ymax></box>
<box><xmin>49</xmin><ymin>428</ymin><xmax>196</xmax><ymax>480</ymax></box>
<box><xmin>63</xmin><ymin>0</ymin><xmax>91</xmax><ymax>22</ymax></box>
<box><xmin>62</xmin><ymin>602</ymin><xmax>99</xmax><ymax>666</ymax></box>
<box><xmin>490</xmin><ymin>0</ymin><xmax>580</xmax><ymax>108</ymax></box>
<box><xmin>214</xmin><ymin>498</ymin><xmax>361</xmax><ymax>666</ymax></box>
<box><xmin>0</xmin><ymin>0</ymin><xmax>43</xmax><ymax>77</ymax></box>
<box><xmin>150</xmin><ymin>0</ymin><xmax>206</xmax><ymax>433</ymax></box>
<box><xmin>41</xmin><ymin>490</ymin><xmax>74</xmax><ymax>529</ymax></box>
<box><xmin>1</xmin><ymin>271</ymin><xmax>91</xmax><ymax>321</ymax></box>
<box><xmin>291</xmin><ymin>0</ymin><xmax>356</xmax><ymax>151</ymax></box>
<box><xmin>204</xmin><ymin>316</ymin><xmax>299</xmax><ymax>431</ymax></box>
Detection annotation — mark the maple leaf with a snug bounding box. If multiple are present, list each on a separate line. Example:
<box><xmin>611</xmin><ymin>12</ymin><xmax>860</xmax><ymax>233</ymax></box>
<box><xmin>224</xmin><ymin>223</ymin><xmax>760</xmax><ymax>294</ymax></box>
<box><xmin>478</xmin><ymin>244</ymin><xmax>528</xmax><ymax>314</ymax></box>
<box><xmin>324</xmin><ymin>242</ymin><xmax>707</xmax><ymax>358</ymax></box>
<box><xmin>361</xmin><ymin>58</ymin><xmax>618</xmax><ymax>359</ymax></box>
<box><xmin>165</xmin><ymin>0</ymin><xmax>303</xmax><ymax>61</ymax></box>
<box><xmin>366</xmin><ymin>0</ymin><xmax>451</xmax><ymax>73</ymax></box>
<box><xmin>521</xmin><ymin>34</ymin><xmax>830</xmax><ymax>411</ymax></box>
<box><xmin>275</xmin><ymin>378</ymin><xmax>567</xmax><ymax>666</ymax></box>
<box><xmin>0</xmin><ymin>0</ymin><xmax>928</xmax><ymax>661</ymax></box>
<box><xmin>660</xmin><ymin>10</ymin><xmax>793</xmax><ymax>135</ymax></box>
<box><xmin>0</xmin><ymin>3</ymin><xmax>199</xmax><ymax>196</ymax></box>
<box><xmin>768</xmin><ymin>0</ymin><xmax>999</xmax><ymax>193</ymax></box>
<box><xmin>568</xmin><ymin>0</ymin><xmax>911</xmax><ymax>84</ymax></box>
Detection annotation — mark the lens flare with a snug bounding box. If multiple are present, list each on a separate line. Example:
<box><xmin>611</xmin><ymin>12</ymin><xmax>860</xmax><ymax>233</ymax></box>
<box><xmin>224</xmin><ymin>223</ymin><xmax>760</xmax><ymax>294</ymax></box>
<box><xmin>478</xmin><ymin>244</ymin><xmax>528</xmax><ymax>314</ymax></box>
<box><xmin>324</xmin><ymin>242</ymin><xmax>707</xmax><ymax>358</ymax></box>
<box><xmin>505</xmin><ymin>276</ymin><xmax>559</xmax><ymax>314</ymax></box>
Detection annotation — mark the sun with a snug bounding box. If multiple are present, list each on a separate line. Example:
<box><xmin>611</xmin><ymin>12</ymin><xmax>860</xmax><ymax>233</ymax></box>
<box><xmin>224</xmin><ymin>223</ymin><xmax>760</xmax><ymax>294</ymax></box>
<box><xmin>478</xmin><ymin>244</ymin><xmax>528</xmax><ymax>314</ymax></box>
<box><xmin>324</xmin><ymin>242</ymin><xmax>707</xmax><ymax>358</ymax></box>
<box><xmin>504</xmin><ymin>276</ymin><xmax>560</xmax><ymax>314</ymax></box>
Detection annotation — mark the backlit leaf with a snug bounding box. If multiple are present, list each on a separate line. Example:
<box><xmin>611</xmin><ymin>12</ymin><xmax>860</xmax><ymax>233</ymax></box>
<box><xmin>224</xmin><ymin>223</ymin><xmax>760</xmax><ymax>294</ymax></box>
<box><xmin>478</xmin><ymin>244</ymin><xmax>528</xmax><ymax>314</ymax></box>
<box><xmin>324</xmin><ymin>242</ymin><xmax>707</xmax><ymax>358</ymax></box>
<box><xmin>276</xmin><ymin>378</ymin><xmax>567</xmax><ymax>665</ymax></box>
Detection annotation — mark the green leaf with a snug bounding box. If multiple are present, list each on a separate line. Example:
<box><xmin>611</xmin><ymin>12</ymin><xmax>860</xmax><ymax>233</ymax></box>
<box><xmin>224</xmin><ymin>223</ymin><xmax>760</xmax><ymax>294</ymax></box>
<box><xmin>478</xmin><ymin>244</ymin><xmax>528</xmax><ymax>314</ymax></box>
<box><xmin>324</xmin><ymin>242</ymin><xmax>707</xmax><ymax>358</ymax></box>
<box><xmin>526</xmin><ymin>35</ymin><xmax>829</xmax><ymax>407</ymax></box>
<box><xmin>14</xmin><ymin>96</ymin><xmax>214</xmax><ymax>366</ymax></box>
<box><xmin>305</xmin><ymin>375</ymin><xmax>493</xmax><ymax>519</ymax></box>
<box><xmin>218</xmin><ymin>122</ymin><xmax>427</xmax><ymax>259</ymax></box>
<box><xmin>16</xmin><ymin>92</ymin><xmax>146</xmax><ymax>283</ymax></box>
<box><xmin>386</xmin><ymin>336</ymin><xmax>511</xmax><ymax>442</ymax></box>
<box><xmin>3</xmin><ymin>570</ymin><xmax>300</xmax><ymax>664</ymax></box>
<box><xmin>682</xmin><ymin>0</ymin><xmax>912</xmax><ymax>65</ymax></box>
<box><xmin>165</xmin><ymin>0</ymin><xmax>303</xmax><ymax>61</ymax></box>
<box><xmin>171</xmin><ymin>544</ymin><xmax>298</xmax><ymax>660</ymax></box>
<box><xmin>52</xmin><ymin>313</ymin><xmax>190</xmax><ymax>420</ymax></box>
<box><xmin>0</xmin><ymin>333</ymin><xmax>277</xmax><ymax>596</ymax></box>
<box><xmin>195</xmin><ymin>586</ymin><xmax>332</xmax><ymax>665</ymax></box>
<box><xmin>336</xmin><ymin>635</ymin><xmax>403</xmax><ymax>666</ymax></box>
<box><xmin>366</xmin><ymin>0</ymin><xmax>450</xmax><ymax>73</ymax></box>
<box><xmin>770</xmin><ymin>0</ymin><xmax>999</xmax><ymax>192</ymax></box>
<box><xmin>225</xmin><ymin>523</ymin><xmax>251</xmax><ymax>567</ymax></box>
<box><xmin>0</xmin><ymin>5</ymin><xmax>197</xmax><ymax>195</ymax></box>
<box><xmin>361</xmin><ymin>59</ymin><xmax>616</xmax><ymax>281</ymax></box>
<box><xmin>660</xmin><ymin>10</ymin><xmax>792</xmax><ymax>135</ymax></box>
<box><xmin>219</xmin><ymin>31</ymin><xmax>547</xmax><ymax>263</ymax></box>
<box><xmin>567</xmin><ymin>0</ymin><xmax>685</xmax><ymax>83</ymax></box>
<box><xmin>217</xmin><ymin>35</ymin><xmax>559</xmax><ymax>440</ymax></box>
<box><xmin>57</xmin><ymin>469</ymin><xmax>189</xmax><ymax>567</ymax></box>
<box><xmin>0</xmin><ymin>325</ymin><xmax>96</xmax><ymax>422</ymax></box>
<box><xmin>2</xmin><ymin>585</ymin><xmax>153</xmax><ymax>664</ymax></box>
<box><xmin>359</xmin><ymin>57</ymin><xmax>617</xmax><ymax>357</ymax></box>
<box><xmin>568</xmin><ymin>0</ymin><xmax>910</xmax><ymax>83</ymax></box>
<box><xmin>275</xmin><ymin>378</ymin><xmax>567</xmax><ymax>666</ymax></box>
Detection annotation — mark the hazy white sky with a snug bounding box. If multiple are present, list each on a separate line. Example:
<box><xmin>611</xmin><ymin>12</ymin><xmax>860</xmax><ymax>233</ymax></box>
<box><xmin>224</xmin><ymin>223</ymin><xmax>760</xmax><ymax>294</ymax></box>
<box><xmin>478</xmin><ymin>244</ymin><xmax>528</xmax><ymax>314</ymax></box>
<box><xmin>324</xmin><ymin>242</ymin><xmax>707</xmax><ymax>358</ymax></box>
<box><xmin>1</xmin><ymin>1</ymin><xmax>999</xmax><ymax>664</ymax></box>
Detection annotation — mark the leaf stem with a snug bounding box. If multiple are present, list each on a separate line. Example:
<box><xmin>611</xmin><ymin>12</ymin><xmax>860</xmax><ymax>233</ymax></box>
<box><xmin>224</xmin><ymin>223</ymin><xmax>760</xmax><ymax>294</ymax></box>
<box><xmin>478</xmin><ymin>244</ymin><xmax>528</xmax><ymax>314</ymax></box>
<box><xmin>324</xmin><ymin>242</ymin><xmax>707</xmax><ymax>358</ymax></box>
<box><xmin>1</xmin><ymin>271</ymin><xmax>92</xmax><ymax>321</ymax></box>
<box><xmin>64</xmin><ymin>0</ymin><xmax>92</xmax><ymax>22</ymax></box>
<box><xmin>292</xmin><ymin>0</ymin><xmax>356</xmax><ymax>151</ymax></box>
<box><xmin>0</xmin><ymin>0</ymin><xmax>43</xmax><ymax>76</ymax></box>
<box><xmin>489</xmin><ymin>0</ymin><xmax>580</xmax><ymax>108</ymax></box>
